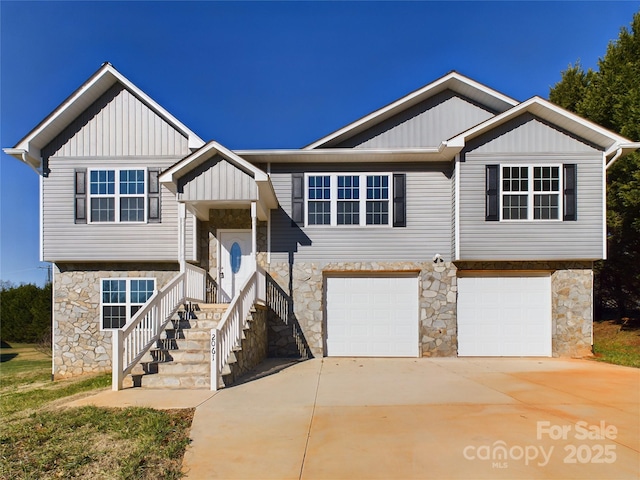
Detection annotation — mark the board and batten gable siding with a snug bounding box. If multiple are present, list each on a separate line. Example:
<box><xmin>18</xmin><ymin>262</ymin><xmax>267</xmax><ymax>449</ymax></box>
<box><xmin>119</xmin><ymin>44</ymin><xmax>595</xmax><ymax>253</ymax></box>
<box><xmin>42</xmin><ymin>157</ymin><xmax>196</xmax><ymax>262</ymax></box>
<box><xmin>42</xmin><ymin>84</ymin><xmax>189</xmax><ymax>160</ymax></box>
<box><xmin>269</xmin><ymin>162</ymin><xmax>453</xmax><ymax>264</ymax></box>
<box><xmin>458</xmin><ymin>114</ymin><xmax>604</xmax><ymax>260</ymax></box>
<box><xmin>41</xmin><ymin>82</ymin><xmax>195</xmax><ymax>262</ymax></box>
<box><xmin>177</xmin><ymin>155</ymin><xmax>258</xmax><ymax>202</ymax></box>
<box><xmin>333</xmin><ymin>91</ymin><xmax>496</xmax><ymax>149</ymax></box>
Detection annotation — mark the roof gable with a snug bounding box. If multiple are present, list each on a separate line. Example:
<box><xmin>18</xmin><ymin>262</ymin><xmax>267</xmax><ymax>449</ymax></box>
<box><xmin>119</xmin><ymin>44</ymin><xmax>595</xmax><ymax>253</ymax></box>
<box><xmin>305</xmin><ymin>71</ymin><xmax>518</xmax><ymax>150</ymax></box>
<box><xmin>448</xmin><ymin>96</ymin><xmax>640</xmax><ymax>159</ymax></box>
<box><xmin>464</xmin><ymin>113</ymin><xmax>600</xmax><ymax>154</ymax></box>
<box><xmin>4</xmin><ymin>63</ymin><xmax>204</xmax><ymax>173</ymax></box>
<box><xmin>159</xmin><ymin>141</ymin><xmax>278</xmax><ymax>220</ymax></box>
<box><xmin>333</xmin><ymin>90</ymin><xmax>496</xmax><ymax>149</ymax></box>
<box><xmin>42</xmin><ymin>83</ymin><xmax>190</xmax><ymax>160</ymax></box>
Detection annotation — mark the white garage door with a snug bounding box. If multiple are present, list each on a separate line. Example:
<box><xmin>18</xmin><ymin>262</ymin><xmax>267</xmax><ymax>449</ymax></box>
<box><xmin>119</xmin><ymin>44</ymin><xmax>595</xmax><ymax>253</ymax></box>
<box><xmin>326</xmin><ymin>275</ymin><xmax>419</xmax><ymax>357</ymax></box>
<box><xmin>457</xmin><ymin>275</ymin><xmax>552</xmax><ymax>356</ymax></box>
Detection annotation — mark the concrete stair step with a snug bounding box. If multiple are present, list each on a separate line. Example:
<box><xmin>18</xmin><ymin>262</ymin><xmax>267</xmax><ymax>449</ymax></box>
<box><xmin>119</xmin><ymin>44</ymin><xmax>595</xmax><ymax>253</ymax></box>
<box><xmin>161</xmin><ymin>328</ymin><xmax>212</xmax><ymax>341</ymax></box>
<box><xmin>170</xmin><ymin>319</ymin><xmax>220</xmax><ymax>330</ymax></box>
<box><xmin>156</xmin><ymin>338</ymin><xmax>209</xmax><ymax>351</ymax></box>
<box><xmin>137</xmin><ymin>373</ymin><xmax>210</xmax><ymax>389</ymax></box>
<box><xmin>156</xmin><ymin>349</ymin><xmax>208</xmax><ymax>363</ymax></box>
<box><xmin>155</xmin><ymin>361</ymin><xmax>210</xmax><ymax>375</ymax></box>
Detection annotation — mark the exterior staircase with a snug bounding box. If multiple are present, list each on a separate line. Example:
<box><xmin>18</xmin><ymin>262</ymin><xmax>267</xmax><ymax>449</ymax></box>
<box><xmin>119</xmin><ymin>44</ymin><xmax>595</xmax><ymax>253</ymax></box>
<box><xmin>130</xmin><ymin>303</ymin><xmax>225</xmax><ymax>389</ymax></box>
<box><xmin>129</xmin><ymin>302</ymin><xmax>267</xmax><ymax>389</ymax></box>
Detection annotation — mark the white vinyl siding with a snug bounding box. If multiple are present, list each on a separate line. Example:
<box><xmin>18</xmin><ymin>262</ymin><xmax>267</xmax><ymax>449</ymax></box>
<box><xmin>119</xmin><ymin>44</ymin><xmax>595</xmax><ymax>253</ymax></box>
<box><xmin>42</xmin><ymin>157</ymin><xmax>195</xmax><ymax>262</ymax></box>
<box><xmin>334</xmin><ymin>90</ymin><xmax>495</xmax><ymax>149</ymax></box>
<box><xmin>270</xmin><ymin>163</ymin><xmax>453</xmax><ymax>264</ymax></box>
<box><xmin>40</xmin><ymin>81</ymin><xmax>194</xmax><ymax>263</ymax></box>
<box><xmin>42</xmin><ymin>84</ymin><xmax>188</xmax><ymax>159</ymax></box>
<box><xmin>458</xmin><ymin>116</ymin><xmax>604</xmax><ymax>260</ymax></box>
<box><xmin>178</xmin><ymin>156</ymin><xmax>258</xmax><ymax>202</ymax></box>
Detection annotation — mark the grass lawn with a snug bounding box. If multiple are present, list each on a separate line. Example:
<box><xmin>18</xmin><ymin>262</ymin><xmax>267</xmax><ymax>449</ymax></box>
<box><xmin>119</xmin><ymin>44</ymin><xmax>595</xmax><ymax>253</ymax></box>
<box><xmin>592</xmin><ymin>319</ymin><xmax>640</xmax><ymax>368</ymax></box>
<box><xmin>0</xmin><ymin>343</ymin><xmax>194</xmax><ymax>479</ymax></box>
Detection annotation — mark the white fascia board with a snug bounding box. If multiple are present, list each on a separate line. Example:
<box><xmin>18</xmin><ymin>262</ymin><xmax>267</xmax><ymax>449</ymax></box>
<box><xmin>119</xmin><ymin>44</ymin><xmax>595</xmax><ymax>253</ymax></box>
<box><xmin>11</xmin><ymin>65</ymin><xmax>117</xmax><ymax>155</ymax></box>
<box><xmin>160</xmin><ymin>141</ymin><xmax>270</xmax><ymax>185</ymax></box>
<box><xmin>235</xmin><ymin>145</ymin><xmax>459</xmax><ymax>164</ymax></box>
<box><xmin>304</xmin><ymin>72</ymin><xmax>518</xmax><ymax>150</ymax></box>
<box><xmin>605</xmin><ymin>142</ymin><xmax>640</xmax><ymax>160</ymax></box>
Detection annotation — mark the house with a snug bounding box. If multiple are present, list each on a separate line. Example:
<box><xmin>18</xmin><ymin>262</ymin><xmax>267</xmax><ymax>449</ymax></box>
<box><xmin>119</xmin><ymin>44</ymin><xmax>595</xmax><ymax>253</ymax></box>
<box><xmin>5</xmin><ymin>63</ymin><xmax>638</xmax><ymax>389</ymax></box>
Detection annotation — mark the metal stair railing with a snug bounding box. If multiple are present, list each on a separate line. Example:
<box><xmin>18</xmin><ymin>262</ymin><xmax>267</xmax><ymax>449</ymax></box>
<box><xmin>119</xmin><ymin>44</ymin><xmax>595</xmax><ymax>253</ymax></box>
<box><xmin>111</xmin><ymin>263</ymin><xmax>207</xmax><ymax>390</ymax></box>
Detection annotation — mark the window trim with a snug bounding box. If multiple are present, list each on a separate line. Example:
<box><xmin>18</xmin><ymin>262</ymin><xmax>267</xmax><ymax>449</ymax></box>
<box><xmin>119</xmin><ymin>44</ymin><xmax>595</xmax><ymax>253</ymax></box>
<box><xmin>304</xmin><ymin>172</ymin><xmax>393</xmax><ymax>227</ymax></box>
<box><xmin>100</xmin><ymin>277</ymin><xmax>156</xmax><ymax>330</ymax></box>
<box><xmin>499</xmin><ymin>164</ymin><xmax>563</xmax><ymax>222</ymax></box>
<box><xmin>88</xmin><ymin>168</ymin><xmax>148</xmax><ymax>224</ymax></box>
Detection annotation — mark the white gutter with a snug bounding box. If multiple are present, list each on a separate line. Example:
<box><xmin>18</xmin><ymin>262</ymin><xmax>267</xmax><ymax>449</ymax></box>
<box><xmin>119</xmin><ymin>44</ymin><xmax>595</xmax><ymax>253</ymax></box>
<box><xmin>3</xmin><ymin>148</ymin><xmax>42</xmax><ymax>175</ymax></box>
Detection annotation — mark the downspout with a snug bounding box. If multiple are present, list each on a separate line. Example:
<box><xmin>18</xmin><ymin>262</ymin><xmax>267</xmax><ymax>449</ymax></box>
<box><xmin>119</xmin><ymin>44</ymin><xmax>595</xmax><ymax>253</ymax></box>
<box><xmin>605</xmin><ymin>148</ymin><xmax>623</xmax><ymax>170</ymax></box>
<box><xmin>602</xmin><ymin>148</ymin><xmax>623</xmax><ymax>260</ymax></box>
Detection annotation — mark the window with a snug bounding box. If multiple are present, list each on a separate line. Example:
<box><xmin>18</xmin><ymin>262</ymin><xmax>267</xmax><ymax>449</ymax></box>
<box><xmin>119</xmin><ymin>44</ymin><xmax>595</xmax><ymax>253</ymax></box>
<box><xmin>337</xmin><ymin>175</ymin><xmax>360</xmax><ymax>225</ymax></box>
<box><xmin>366</xmin><ymin>175</ymin><xmax>389</xmax><ymax>225</ymax></box>
<box><xmin>307</xmin><ymin>175</ymin><xmax>331</xmax><ymax>225</ymax></box>
<box><xmin>500</xmin><ymin>165</ymin><xmax>561</xmax><ymax>221</ymax></box>
<box><xmin>101</xmin><ymin>278</ymin><xmax>155</xmax><ymax>329</ymax></box>
<box><xmin>305</xmin><ymin>173</ymin><xmax>392</xmax><ymax>226</ymax></box>
<box><xmin>89</xmin><ymin>169</ymin><xmax>146</xmax><ymax>222</ymax></box>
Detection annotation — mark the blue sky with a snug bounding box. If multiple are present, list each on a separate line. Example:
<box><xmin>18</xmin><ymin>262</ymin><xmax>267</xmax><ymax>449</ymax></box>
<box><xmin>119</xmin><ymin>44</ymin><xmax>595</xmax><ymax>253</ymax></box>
<box><xmin>1</xmin><ymin>1</ymin><xmax>638</xmax><ymax>286</ymax></box>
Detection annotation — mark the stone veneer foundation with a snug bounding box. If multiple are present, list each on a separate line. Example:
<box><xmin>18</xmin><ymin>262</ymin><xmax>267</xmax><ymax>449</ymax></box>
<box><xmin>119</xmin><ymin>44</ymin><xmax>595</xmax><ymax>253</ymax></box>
<box><xmin>267</xmin><ymin>261</ymin><xmax>458</xmax><ymax>357</ymax></box>
<box><xmin>52</xmin><ymin>262</ymin><xmax>179</xmax><ymax>378</ymax></box>
<box><xmin>266</xmin><ymin>260</ymin><xmax>593</xmax><ymax>359</ymax></box>
<box><xmin>52</xmin><ymin>252</ymin><xmax>593</xmax><ymax>379</ymax></box>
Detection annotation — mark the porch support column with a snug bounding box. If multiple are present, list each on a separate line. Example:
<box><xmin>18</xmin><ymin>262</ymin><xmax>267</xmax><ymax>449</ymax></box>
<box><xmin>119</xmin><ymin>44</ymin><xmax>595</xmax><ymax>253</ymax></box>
<box><xmin>251</xmin><ymin>202</ymin><xmax>257</xmax><ymax>269</ymax></box>
<box><xmin>178</xmin><ymin>202</ymin><xmax>186</xmax><ymax>272</ymax></box>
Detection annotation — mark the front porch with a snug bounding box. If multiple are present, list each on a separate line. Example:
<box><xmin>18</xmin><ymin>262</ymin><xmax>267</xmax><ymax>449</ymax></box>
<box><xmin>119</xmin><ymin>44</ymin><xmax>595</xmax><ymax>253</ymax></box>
<box><xmin>110</xmin><ymin>141</ymin><xmax>309</xmax><ymax>391</ymax></box>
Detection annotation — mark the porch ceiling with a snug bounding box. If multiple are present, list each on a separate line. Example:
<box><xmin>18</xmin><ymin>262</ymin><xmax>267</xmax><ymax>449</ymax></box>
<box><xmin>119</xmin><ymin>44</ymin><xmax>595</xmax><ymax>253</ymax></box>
<box><xmin>187</xmin><ymin>200</ymin><xmax>271</xmax><ymax>222</ymax></box>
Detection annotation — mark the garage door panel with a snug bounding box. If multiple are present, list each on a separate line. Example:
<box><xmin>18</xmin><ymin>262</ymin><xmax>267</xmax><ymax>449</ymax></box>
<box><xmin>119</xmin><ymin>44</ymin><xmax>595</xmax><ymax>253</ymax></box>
<box><xmin>326</xmin><ymin>276</ymin><xmax>419</xmax><ymax>357</ymax></box>
<box><xmin>458</xmin><ymin>275</ymin><xmax>551</xmax><ymax>357</ymax></box>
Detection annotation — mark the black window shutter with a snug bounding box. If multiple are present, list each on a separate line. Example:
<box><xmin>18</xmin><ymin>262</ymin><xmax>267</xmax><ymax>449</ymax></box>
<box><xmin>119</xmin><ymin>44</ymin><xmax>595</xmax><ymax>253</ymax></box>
<box><xmin>486</xmin><ymin>165</ymin><xmax>499</xmax><ymax>221</ymax></box>
<box><xmin>291</xmin><ymin>172</ymin><xmax>304</xmax><ymax>226</ymax></box>
<box><xmin>393</xmin><ymin>173</ymin><xmax>406</xmax><ymax>227</ymax></box>
<box><xmin>563</xmin><ymin>164</ymin><xmax>577</xmax><ymax>221</ymax></box>
<box><xmin>148</xmin><ymin>168</ymin><xmax>161</xmax><ymax>223</ymax></box>
<box><xmin>74</xmin><ymin>169</ymin><xmax>87</xmax><ymax>224</ymax></box>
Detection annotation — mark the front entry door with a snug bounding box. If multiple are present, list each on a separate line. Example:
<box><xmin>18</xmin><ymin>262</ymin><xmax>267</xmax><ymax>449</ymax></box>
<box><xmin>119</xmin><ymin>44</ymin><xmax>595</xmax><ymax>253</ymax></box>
<box><xmin>219</xmin><ymin>230</ymin><xmax>252</xmax><ymax>302</ymax></box>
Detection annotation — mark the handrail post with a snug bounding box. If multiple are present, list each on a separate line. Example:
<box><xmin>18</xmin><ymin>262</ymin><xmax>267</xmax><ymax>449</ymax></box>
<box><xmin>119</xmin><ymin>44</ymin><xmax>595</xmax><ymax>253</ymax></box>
<box><xmin>210</xmin><ymin>328</ymin><xmax>218</xmax><ymax>391</ymax></box>
<box><xmin>112</xmin><ymin>329</ymin><xmax>124</xmax><ymax>391</ymax></box>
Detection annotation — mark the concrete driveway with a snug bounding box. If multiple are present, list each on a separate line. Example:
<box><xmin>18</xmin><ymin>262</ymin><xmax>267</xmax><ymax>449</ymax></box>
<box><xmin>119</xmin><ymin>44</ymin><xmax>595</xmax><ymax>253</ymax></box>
<box><xmin>181</xmin><ymin>357</ymin><xmax>639</xmax><ymax>479</ymax></box>
<box><xmin>68</xmin><ymin>357</ymin><xmax>639</xmax><ymax>479</ymax></box>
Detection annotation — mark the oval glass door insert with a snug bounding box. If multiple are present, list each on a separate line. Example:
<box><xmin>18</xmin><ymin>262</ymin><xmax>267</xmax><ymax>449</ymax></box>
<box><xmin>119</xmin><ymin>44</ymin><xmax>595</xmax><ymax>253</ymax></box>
<box><xmin>230</xmin><ymin>242</ymin><xmax>242</xmax><ymax>274</ymax></box>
